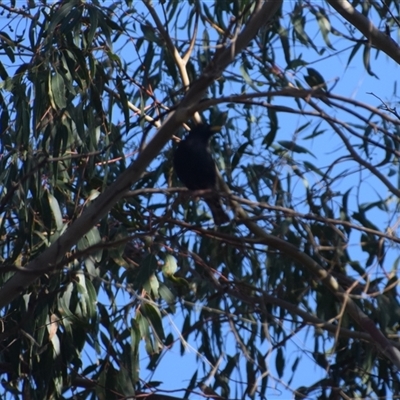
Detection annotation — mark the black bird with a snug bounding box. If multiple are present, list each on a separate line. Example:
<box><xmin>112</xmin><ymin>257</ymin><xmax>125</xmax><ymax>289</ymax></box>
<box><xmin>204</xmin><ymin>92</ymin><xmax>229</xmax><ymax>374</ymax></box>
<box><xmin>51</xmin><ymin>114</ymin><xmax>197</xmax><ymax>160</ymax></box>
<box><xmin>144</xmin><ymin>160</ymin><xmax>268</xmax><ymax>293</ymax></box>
<box><xmin>173</xmin><ymin>125</ymin><xmax>229</xmax><ymax>225</ymax></box>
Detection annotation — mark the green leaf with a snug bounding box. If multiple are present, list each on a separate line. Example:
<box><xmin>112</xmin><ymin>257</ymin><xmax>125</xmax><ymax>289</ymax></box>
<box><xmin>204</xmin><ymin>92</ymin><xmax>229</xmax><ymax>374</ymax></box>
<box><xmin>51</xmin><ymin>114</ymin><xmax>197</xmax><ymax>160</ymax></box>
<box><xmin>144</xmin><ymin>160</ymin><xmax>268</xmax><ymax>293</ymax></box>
<box><xmin>158</xmin><ymin>283</ymin><xmax>176</xmax><ymax>311</ymax></box>
<box><xmin>314</xmin><ymin>8</ymin><xmax>335</xmax><ymax>50</ymax></box>
<box><xmin>47</xmin><ymin>192</ymin><xmax>63</xmax><ymax>231</ymax></box>
<box><xmin>240</xmin><ymin>63</ymin><xmax>260</xmax><ymax>92</ymax></box>
<box><xmin>162</xmin><ymin>254</ymin><xmax>178</xmax><ymax>277</ymax></box>
<box><xmin>87</xmin><ymin>6</ymin><xmax>99</xmax><ymax>47</ymax></box>
<box><xmin>46</xmin><ymin>0</ymin><xmax>78</xmax><ymax>41</ymax></box>
<box><xmin>304</xmin><ymin>67</ymin><xmax>327</xmax><ymax>90</ymax></box>
<box><xmin>276</xmin><ymin>347</ymin><xmax>285</xmax><ymax>378</ymax></box>
<box><xmin>231</xmin><ymin>142</ymin><xmax>250</xmax><ymax>170</ymax></box>
<box><xmin>142</xmin><ymin>303</ymin><xmax>165</xmax><ymax>342</ymax></box>
<box><xmin>346</xmin><ymin>41</ymin><xmax>362</xmax><ymax>68</ymax></box>
<box><xmin>278</xmin><ymin>140</ymin><xmax>315</xmax><ymax>156</ymax></box>
<box><xmin>116</xmin><ymin>76</ymin><xmax>130</xmax><ymax>134</ymax></box>
<box><xmin>363</xmin><ymin>45</ymin><xmax>377</xmax><ymax>77</ymax></box>
<box><xmin>0</xmin><ymin>60</ymin><xmax>8</xmax><ymax>80</ymax></box>
<box><xmin>143</xmin><ymin>274</ymin><xmax>160</xmax><ymax>298</ymax></box>
<box><xmin>77</xmin><ymin>227</ymin><xmax>102</xmax><ymax>264</ymax></box>
<box><xmin>292</xmin><ymin>11</ymin><xmax>309</xmax><ymax>45</ymax></box>
<box><xmin>59</xmin><ymin>7</ymin><xmax>82</xmax><ymax>36</ymax></box>
<box><xmin>0</xmin><ymin>32</ymin><xmax>15</xmax><ymax>63</ymax></box>
<box><xmin>303</xmin><ymin>161</ymin><xmax>324</xmax><ymax>176</ymax></box>
<box><xmin>278</xmin><ymin>25</ymin><xmax>291</xmax><ymax>66</ymax></box>
<box><xmin>303</xmin><ymin>123</ymin><xmax>325</xmax><ymax>140</ymax></box>
<box><xmin>50</xmin><ymin>71</ymin><xmax>66</xmax><ymax>109</ymax></box>
<box><xmin>263</xmin><ymin>107</ymin><xmax>278</xmax><ymax>148</ymax></box>
<box><xmin>140</xmin><ymin>24</ymin><xmax>161</xmax><ymax>44</ymax></box>
<box><xmin>287</xmin><ymin>57</ymin><xmax>308</xmax><ymax>70</ymax></box>
<box><xmin>135</xmin><ymin>254</ymin><xmax>159</xmax><ymax>291</ymax></box>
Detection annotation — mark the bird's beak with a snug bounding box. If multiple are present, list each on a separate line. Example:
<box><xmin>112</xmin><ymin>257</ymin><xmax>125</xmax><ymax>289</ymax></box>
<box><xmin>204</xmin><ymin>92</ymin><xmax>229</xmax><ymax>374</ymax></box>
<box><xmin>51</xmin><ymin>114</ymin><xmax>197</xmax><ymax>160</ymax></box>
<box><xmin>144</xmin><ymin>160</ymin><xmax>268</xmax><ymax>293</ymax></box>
<box><xmin>210</xmin><ymin>125</ymin><xmax>222</xmax><ymax>133</ymax></box>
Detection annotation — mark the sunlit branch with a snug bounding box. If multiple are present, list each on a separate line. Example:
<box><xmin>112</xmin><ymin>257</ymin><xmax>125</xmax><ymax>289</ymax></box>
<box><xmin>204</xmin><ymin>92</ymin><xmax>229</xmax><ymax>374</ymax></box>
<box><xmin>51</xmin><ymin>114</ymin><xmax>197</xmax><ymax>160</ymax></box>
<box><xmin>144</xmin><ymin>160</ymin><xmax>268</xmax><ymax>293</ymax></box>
<box><xmin>327</xmin><ymin>0</ymin><xmax>400</xmax><ymax>64</ymax></box>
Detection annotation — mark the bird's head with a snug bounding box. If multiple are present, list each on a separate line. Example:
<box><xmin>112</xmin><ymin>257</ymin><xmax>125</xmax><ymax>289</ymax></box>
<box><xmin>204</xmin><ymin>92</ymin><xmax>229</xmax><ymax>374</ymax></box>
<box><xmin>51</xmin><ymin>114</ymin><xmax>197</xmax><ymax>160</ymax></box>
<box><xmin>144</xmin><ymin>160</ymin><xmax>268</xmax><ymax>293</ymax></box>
<box><xmin>187</xmin><ymin>124</ymin><xmax>221</xmax><ymax>143</ymax></box>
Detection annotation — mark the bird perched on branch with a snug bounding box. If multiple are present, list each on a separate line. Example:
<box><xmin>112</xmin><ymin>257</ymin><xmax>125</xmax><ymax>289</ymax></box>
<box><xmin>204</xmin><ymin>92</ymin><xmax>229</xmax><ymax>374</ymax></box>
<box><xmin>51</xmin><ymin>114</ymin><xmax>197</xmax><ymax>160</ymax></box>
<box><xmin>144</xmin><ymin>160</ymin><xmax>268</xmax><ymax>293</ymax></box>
<box><xmin>173</xmin><ymin>124</ymin><xmax>229</xmax><ymax>225</ymax></box>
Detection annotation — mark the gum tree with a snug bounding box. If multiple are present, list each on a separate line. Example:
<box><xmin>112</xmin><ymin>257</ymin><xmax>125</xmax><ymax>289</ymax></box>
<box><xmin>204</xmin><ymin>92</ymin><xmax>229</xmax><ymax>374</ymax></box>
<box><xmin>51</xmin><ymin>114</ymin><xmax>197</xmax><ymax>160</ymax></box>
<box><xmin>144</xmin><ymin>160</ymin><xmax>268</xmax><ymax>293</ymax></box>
<box><xmin>0</xmin><ymin>0</ymin><xmax>400</xmax><ymax>398</ymax></box>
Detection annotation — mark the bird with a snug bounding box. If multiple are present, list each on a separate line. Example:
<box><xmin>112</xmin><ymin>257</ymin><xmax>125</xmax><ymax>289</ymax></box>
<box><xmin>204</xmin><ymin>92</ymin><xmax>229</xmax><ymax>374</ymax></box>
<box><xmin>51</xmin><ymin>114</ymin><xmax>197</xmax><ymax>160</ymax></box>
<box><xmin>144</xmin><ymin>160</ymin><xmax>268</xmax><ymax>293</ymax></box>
<box><xmin>173</xmin><ymin>124</ymin><xmax>229</xmax><ymax>225</ymax></box>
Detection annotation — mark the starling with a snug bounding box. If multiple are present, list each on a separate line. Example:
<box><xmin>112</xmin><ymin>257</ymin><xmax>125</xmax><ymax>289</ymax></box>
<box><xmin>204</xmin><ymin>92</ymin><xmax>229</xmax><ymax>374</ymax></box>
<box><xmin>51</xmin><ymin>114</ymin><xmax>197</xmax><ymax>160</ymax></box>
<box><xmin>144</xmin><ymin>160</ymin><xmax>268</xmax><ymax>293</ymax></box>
<box><xmin>173</xmin><ymin>125</ymin><xmax>229</xmax><ymax>225</ymax></box>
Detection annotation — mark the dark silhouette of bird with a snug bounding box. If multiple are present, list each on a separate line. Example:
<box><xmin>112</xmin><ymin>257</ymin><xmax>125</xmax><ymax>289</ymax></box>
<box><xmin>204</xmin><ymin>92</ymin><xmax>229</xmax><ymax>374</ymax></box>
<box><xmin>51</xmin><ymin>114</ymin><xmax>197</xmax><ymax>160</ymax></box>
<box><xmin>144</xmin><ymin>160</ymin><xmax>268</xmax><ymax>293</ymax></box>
<box><xmin>173</xmin><ymin>124</ymin><xmax>229</xmax><ymax>225</ymax></box>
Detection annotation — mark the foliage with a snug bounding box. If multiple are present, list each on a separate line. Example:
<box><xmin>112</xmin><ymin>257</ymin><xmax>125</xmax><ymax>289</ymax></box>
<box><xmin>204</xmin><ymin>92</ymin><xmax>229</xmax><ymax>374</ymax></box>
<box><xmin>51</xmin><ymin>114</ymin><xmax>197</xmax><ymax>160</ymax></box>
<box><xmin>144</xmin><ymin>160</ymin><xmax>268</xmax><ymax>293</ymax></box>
<box><xmin>0</xmin><ymin>0</ymin><xmax>400</xmax><ymax>398</ymax></box>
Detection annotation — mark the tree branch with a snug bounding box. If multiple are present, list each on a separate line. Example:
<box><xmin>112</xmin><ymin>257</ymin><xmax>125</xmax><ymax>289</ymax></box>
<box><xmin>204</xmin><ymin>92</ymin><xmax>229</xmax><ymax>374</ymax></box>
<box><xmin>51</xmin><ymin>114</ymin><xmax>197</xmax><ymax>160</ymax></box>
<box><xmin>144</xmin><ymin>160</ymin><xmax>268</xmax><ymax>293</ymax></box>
<box><xmin>327</xmin><ymin>0</ymin><xmax>400</xmax><ymax>64</ymax></box>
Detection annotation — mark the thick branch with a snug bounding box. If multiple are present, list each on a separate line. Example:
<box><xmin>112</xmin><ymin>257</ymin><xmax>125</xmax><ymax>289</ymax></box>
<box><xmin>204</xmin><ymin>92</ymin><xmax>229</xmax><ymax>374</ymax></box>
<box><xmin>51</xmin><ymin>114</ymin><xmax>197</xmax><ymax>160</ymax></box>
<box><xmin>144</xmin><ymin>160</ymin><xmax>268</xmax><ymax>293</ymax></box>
<box><xmin>327</xmin><ymin>0</ymin><xmax>400</xmax><ymax>64</ymax></box>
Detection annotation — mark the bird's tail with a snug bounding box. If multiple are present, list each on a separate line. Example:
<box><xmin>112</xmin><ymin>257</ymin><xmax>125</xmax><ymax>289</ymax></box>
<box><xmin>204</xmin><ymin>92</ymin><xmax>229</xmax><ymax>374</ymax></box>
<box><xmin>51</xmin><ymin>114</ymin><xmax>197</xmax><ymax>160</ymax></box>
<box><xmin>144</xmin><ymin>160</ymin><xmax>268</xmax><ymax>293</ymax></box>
<box><xmin>205</xmin><ymin>195</ymin><xmax>229</xmax><ymax>225</ymax></box>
